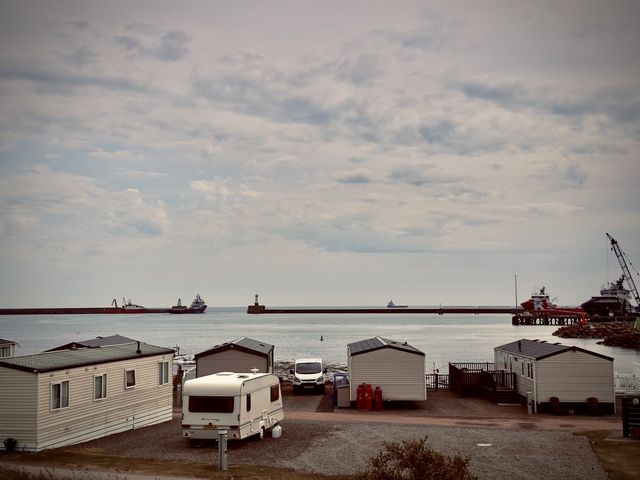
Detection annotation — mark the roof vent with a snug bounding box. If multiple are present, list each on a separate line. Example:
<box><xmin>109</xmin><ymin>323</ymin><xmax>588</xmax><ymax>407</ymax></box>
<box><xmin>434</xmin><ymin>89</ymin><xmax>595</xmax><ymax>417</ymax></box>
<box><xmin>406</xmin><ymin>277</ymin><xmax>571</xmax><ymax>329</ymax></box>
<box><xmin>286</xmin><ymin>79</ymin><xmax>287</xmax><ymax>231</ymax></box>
<box><xmin>251</xmin><ymin>368</ymin><xmax>259</xmax><ymax>376</ymax></box>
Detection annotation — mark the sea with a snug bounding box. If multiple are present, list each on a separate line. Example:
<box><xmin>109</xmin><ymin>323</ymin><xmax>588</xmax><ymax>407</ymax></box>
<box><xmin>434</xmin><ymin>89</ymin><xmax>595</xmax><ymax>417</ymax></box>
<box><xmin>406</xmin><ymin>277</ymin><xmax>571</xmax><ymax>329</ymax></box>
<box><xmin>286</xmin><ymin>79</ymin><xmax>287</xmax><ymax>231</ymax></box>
<box><xmin>1</xmin><ymin>308</ymin><xmax>639</xmax><ymax>374</ymax></box>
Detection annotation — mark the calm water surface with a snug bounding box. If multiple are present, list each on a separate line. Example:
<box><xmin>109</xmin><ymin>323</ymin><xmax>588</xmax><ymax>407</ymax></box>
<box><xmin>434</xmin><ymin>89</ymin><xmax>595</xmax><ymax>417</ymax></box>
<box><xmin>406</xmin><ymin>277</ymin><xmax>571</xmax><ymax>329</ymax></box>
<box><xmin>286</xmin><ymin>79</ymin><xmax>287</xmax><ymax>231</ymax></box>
<box><xmin>2</xmin><ymin>308</ymin><xmax>638</xmax><ymax>373</ymax></box>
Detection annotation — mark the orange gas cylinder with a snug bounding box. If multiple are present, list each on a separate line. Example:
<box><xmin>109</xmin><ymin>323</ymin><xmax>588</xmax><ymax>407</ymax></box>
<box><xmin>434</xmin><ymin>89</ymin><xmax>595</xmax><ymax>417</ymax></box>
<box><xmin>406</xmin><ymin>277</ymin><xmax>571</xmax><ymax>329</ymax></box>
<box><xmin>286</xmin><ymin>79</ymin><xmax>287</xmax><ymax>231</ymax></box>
<box><xmin>373</xmin><ymin>386</ymin><xmax>383</xmax><ymax>411</ymax></box>
<box><xmin>364</xmin><ymin>384</ymin><xmax>373</xmax><ymax>410</ymax></box>
<box><xmin>357</xmin><ymin>383</ymin><xmax>366</xmax><ymax>409</ymax></box>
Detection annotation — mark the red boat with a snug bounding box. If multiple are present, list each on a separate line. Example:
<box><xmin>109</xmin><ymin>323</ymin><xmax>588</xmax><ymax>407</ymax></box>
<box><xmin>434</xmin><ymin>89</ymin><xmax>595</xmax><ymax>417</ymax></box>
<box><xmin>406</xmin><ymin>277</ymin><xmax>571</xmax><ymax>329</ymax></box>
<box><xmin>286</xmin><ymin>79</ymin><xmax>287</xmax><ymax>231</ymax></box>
<box><xmin>520</xmin><ymin>287</ymin><xmax>586</xmax><ymax>316</ymax></box>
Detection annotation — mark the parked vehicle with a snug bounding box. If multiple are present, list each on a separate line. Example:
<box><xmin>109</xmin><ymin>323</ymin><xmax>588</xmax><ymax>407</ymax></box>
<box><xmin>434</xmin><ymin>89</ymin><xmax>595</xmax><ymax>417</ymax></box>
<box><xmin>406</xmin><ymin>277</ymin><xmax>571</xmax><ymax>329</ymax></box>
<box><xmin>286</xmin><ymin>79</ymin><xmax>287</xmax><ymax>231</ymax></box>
<box><xmin>182</xmin><ymin>371</ymin><xmax>283</xmax><ymax>445</ymax></box>
<box><xmin>290</xmin><ymin>358</ymin><xmax>326</xmax><ymax>394</ymax></box>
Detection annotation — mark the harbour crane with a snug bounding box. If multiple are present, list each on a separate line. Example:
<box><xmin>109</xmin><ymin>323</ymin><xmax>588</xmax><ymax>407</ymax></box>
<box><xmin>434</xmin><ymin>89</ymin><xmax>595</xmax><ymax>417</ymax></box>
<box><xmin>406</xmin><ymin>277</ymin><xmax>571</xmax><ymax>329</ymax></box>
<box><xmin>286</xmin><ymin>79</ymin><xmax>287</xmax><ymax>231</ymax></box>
<box><xmin>606</xmin><ymin>232</ymin><xmax>640</xmax><ymax>313</ymax></box>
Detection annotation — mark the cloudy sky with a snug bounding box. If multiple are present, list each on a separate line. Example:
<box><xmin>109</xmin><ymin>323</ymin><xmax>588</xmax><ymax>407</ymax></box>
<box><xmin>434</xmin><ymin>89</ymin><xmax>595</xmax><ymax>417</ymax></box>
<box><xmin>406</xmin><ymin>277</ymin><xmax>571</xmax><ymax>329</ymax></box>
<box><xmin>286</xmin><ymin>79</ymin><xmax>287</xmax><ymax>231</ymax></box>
<box><xmin>1</xmin><ymin>1</ymin><xmax>639</xmax><ymax>308</ymax></box>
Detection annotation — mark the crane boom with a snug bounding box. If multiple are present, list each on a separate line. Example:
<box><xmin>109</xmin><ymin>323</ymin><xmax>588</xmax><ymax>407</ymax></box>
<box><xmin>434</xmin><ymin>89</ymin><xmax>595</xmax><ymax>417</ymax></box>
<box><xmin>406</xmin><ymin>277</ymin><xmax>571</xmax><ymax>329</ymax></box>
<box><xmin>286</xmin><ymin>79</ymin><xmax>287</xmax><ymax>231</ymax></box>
<box><xmin>606</xmin><ymin>232</ymin><xmax>640</xmax><ymax>310</ymax></box>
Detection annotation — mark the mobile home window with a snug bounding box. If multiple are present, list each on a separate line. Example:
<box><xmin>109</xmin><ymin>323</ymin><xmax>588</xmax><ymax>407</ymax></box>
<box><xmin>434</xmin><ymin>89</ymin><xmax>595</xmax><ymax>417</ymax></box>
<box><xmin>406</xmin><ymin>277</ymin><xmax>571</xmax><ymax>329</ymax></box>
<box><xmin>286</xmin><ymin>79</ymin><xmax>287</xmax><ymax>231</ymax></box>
<box><xmin>94</xmin><ymin>373</ymin><xmax>107</xmax><ymax>400</ymax></box>
<box><xmin>51</xmin><ymin>380</ymin><xmax>69</xmax><ymax>410</ymax></box>
<box><xmin>158</xmin><ymin>361</ymin><xmax>170</xmax><ymax>385</ymax></box>
<box><xmin>270</xmin><ymin>384</ymin><xmax>280</xmax><ymax>402</ymax></box>
<box><xmin>125</xmin><ymin>369</ymin><xmax>136</xmax><ymax>389</ymax></box>
<box><xmin>188</xmin><ymin>396</ymin><xmax>234</xmax><ymax>413</ymax></box>
<box><xmin>246</xmin><ymin>393</ymin><xmax>252</xmax><ymax>412</ymax></box>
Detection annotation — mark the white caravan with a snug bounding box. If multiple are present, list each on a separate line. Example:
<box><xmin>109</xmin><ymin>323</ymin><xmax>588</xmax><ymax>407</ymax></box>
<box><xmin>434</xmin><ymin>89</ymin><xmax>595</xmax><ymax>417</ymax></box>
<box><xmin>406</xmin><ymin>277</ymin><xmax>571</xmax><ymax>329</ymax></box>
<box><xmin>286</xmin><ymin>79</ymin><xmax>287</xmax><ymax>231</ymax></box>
<box><xmin>182</xmin><ymin>371</ymin><xmax>283</xmax><ymax>444</ymax></box>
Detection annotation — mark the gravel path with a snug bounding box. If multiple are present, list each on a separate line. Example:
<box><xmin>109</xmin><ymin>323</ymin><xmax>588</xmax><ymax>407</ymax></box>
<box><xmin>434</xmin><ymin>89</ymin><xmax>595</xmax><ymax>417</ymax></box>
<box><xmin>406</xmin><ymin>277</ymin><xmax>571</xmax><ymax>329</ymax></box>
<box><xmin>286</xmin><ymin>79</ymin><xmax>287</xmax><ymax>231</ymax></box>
<box><xmin>1</xmin><ymin>389</ymin><xmax>613</xmax><ymax>479</ymax></box>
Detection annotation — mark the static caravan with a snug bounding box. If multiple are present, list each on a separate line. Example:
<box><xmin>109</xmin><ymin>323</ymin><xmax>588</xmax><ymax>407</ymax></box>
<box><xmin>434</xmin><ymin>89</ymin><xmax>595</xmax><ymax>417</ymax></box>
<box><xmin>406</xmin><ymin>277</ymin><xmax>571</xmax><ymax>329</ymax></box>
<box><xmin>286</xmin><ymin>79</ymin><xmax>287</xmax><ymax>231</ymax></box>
<box><xmin>45</xmin><ymin>334</ymin><xmax>137</xmax><ymax>351</ymax></box>
<box><xmin>0</xmin><ymin>338</ymin><xmax>17</xmax><ymax>358</ymax></box>
<box><xmin>0</xmin><ymin>340</ymin><xmax>175</xmax><ymax>451</ymax></box>
<box><xmin>195</xmin><ymin>337</ymin><xmax>274</xmax><ymax>377</ymax></box>
<box><xmin>494</xmin><ymin>338</ymin><xmax>615</xmax><ymax>414</ymax></box>
<box><xmin>347</xmin><ymin>337</ymin><xmax>426</xmax><ymax>402</ymax></box>
<box><xmin>182</xmin><ymin>372</ymin><xmax>283</xmax><ymax>444</ymax></box>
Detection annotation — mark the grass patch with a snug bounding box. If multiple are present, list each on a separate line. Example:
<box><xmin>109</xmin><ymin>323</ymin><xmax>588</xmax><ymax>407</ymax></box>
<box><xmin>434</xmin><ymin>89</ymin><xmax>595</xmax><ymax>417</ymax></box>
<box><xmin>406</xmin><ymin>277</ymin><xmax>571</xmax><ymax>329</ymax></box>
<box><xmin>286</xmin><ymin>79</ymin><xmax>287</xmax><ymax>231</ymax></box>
<box><xmin>2</xmin><ymin>450</ymin><xmax>355</xmax><ymax>480</ymax></box>
<box><xmin>578</xmin><ymin>431</ymin><xmax>640</xmax><ymax>480</ymax></box>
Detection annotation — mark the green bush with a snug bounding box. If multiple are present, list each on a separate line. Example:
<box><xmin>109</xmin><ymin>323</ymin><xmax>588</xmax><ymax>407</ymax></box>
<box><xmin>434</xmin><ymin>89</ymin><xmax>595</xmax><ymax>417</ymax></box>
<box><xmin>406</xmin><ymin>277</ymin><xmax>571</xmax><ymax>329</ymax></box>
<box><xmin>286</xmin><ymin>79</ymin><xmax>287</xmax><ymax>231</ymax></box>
<box><xmin>359</xmin><ymin>436</ymin><xmax>477</xmax><ymax>480</ymax></box>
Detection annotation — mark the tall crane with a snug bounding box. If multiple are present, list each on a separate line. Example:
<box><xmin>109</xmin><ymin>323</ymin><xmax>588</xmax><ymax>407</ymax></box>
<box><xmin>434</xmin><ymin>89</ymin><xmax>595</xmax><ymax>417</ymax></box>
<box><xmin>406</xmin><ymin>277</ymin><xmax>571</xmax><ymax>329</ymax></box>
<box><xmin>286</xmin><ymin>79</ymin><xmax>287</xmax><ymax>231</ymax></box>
<box><xmin>606</xmin><ymin>233</ymin><xmax>640</xmax><ymax>313</ymax></box>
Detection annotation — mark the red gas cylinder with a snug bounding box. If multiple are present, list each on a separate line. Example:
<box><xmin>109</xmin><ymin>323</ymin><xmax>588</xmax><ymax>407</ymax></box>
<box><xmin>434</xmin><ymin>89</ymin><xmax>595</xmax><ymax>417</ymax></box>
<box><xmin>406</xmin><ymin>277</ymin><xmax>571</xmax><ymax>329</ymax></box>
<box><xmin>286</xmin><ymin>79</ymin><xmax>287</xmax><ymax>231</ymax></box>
<box><xmin>356</xmin><ymin>383</ymin><xmax>366</xmax><ymax>409</ymax></box>
<box><xmin>364</xmin><ymin>384</ymin><xmax>373</xmax><ymax>410</ymax></box>
<box><xmin>373</xmin><ymin>386</ymin><xmax>383</xmax><ymax>411</ymax></box>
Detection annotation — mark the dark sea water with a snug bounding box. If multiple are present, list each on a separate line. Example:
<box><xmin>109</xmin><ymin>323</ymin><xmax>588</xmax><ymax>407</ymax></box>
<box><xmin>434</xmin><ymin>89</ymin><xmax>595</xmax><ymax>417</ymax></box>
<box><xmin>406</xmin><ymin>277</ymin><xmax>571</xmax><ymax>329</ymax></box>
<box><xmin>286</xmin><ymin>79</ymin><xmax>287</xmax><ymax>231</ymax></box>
<box><xmin>2</xmin><ymin>308</ymin><xmax>639</xmax><ymax>374</ymax></box>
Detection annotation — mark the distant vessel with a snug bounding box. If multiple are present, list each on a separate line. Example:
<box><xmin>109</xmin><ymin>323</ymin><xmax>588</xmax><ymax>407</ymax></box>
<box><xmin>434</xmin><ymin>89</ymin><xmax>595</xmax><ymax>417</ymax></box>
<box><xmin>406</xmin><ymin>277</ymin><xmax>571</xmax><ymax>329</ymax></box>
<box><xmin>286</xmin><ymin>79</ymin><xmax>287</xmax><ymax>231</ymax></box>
<box><xmin>581</xmin><ymin>277</ymin><xmax>634</xmax><ymax>316</ymax></box>
<box><xmin>116</xmin><ymin>298</ymin><xmax>146</xmax><ymax>312</ymax></box>
<box><xmin>387</xmin><ymin>300</ymin><xmax>408</xmax><ymax>308</ymax></box>
<box><xmin>520</xmin><ymin>287</ymin><xmax>585</xmax><ymax>316</ymax></box>
<box><xmin>0</xmin><ymin>294</ymin><xmax>207</xmax><ymax>315</ymax></box>
<box><xmin>170</xmin><ymin>294</ymin><xmax>207</xmax><ymax>314</ymax></box>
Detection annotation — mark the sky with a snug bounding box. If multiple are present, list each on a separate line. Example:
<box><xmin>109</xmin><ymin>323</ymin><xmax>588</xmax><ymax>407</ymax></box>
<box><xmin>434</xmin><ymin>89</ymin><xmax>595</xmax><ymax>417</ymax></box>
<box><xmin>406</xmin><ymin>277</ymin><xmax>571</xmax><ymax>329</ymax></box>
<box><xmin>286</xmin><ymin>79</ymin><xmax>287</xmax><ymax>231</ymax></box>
<box><xmin>0</xmin><ymin>0</ymin><xmax>639</xmax><ymax>308</ymax></box>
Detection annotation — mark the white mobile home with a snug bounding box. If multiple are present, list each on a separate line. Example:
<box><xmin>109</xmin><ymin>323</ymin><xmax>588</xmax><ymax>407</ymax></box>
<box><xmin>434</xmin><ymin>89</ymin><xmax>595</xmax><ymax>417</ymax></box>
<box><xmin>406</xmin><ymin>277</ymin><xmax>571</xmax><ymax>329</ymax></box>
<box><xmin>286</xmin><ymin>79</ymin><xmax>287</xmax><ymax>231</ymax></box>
<box><xmin>182</xmin><ymin>372</ymin><xmax>283</xmax><ymax>444</ymax></box>
<box><xmin>0</xmin><ymin>338</ymin><xmax>17</xmax><ymax>358</ymax></box>
<box><xmin>0</xmin><ymin>340</ymin><xmax>175</xmax><ymax>451</ymax></box>
<box><xmin>195</xmin><ymin>337</ymin><xmax>274</xmax><ymax>377</ymax></box>
<box><xmin>494</xmin><ymin>339</ymin><xmax>615</xmax><ymax>414</ymax></box>
<box><xmin>347</xmin><ymin>337</ymin><xmax>426</xmax><ymax>402</ymax></box>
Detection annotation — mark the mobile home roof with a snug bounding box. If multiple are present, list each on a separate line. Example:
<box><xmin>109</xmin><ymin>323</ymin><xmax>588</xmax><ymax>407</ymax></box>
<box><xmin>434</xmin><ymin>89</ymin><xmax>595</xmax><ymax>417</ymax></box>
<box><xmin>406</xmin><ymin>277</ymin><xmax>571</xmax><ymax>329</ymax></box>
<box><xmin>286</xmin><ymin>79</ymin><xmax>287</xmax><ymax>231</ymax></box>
<box><xmin>495</xmin><ymin>338</ymin><xmax>613</xmax><ymax>361</ymax></box>
<box><xmin>195</xmin><ymin>337</ymin><xmax>273</xmax><ymax>359</ymax></box>
<box><xmin>348</xmin><ymin>336</ymin><xmax>424</xmax><ymax>356</ymax></box>
<box><xmin>0</xmin><ymin>342</ymin><xmax>174</xmax><ymax>373</ymax></box>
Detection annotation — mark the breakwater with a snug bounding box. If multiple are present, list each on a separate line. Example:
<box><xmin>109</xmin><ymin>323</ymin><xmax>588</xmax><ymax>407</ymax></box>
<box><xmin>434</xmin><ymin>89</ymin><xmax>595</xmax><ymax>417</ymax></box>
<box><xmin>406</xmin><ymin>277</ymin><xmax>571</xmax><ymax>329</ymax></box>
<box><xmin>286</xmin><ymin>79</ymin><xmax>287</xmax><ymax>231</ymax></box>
<box><xmin>247</xmin><ymin>304</ymin><xmax>522</xmax><ymax>315</ymax></box>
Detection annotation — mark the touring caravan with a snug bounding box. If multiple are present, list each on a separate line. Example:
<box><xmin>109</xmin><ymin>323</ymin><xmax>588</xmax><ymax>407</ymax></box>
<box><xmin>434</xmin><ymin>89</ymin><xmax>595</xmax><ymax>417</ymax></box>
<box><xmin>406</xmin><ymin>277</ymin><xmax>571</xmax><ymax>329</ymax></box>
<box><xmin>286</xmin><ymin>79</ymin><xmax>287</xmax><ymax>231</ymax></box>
<box><xmin>182</xmin><ymin>371</ymin><xmax>283</xmax><ymax>444</ymax></box>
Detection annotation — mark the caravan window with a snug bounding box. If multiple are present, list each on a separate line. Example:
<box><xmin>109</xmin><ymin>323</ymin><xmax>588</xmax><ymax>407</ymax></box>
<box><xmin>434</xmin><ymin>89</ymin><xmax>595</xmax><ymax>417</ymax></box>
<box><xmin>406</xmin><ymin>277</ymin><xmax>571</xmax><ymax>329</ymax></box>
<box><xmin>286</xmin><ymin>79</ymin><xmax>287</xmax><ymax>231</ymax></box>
<box><xmin>270</xmin><ymin>384</ymin><xmax>280</xmax><ymax>402</ymax></box>
<box><xmin>189</xmin><ymin>396</ymin><xmax>234</xmax><ymax>413</ymax></box>
<box><xmin>51</xmin><ymin>380</ymin><xmax>69</xmax><ymax>410</ymax></box>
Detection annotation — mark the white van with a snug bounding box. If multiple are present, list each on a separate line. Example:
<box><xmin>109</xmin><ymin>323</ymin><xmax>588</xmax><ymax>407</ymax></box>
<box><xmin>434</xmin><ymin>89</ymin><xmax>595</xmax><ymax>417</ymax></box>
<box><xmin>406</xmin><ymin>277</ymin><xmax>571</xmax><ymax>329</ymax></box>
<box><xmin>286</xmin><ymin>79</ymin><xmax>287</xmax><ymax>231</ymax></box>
<box><xmin>290</xmin><ymin>358</ymin><xmax>326</xmax><ymax>394</ymax></box>
<box><xmin>182</xmin><ymin>372</ymin><xmax>284</xmax><ymax>444</ymax></box>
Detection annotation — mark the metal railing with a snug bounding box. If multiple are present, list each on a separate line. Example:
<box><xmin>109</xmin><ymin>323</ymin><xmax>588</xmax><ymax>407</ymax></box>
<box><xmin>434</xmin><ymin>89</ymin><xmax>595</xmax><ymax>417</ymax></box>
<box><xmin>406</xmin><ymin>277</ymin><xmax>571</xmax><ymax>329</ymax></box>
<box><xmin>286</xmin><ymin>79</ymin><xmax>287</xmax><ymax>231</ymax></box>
<box><xmin>426</xmin><ymin>373</ymin><xmax>449</xmax><ymax>390</ymax></box>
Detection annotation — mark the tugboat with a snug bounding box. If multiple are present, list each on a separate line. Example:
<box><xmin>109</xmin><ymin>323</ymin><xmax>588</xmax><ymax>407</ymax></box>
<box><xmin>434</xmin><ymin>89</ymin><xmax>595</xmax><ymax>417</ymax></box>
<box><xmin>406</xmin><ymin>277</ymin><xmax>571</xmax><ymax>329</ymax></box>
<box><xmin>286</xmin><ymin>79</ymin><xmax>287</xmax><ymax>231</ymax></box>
<box><xmin>169</xmin><ymin>294</ymin><xmax>207</xmax><ymax>314</ymax></box>
<box><xmin>520</xmin><ymin>287</ymin><xmax>585</xmax><ymax>315</ymax></box>
<box><xmin>190</xmin><ymin>294</ymin><xmax>207</xmax><ymax>313</ymax></box>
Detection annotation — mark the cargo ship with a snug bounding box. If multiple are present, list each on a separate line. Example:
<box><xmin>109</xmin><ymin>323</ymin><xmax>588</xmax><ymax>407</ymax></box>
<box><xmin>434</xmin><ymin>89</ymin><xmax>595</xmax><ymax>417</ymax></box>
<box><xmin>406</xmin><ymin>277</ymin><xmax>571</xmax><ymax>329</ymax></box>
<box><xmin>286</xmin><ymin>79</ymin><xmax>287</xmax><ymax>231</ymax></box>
<box><xmin>0</xmin><ymin>294</ymin><xmax>207</xmax><ymax>315</ymax></box>
<box><xmin>581</xmin><ymin>277</ymin><xmax>635</xmax><ymax>317</ymax></box>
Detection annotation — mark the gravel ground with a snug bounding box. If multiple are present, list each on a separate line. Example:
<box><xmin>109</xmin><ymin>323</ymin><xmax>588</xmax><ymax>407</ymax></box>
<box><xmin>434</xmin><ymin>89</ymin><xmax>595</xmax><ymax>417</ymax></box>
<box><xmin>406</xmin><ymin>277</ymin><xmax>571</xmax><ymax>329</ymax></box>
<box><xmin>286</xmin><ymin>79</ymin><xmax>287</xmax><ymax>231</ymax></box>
<box><xmin>41</xmin><ymin>387</ymin><xmax>608</xmax><ymax>480</ymax></box>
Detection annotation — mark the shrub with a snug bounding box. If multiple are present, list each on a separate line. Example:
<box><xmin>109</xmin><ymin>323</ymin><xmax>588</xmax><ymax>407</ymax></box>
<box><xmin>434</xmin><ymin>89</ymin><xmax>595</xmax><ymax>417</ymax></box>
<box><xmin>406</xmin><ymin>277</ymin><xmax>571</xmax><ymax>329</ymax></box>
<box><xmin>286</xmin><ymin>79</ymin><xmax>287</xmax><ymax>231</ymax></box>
<box><xmin>359</xmin><ymin>436</ymin><xmax>477</xmax><ymax>480</ymax></box>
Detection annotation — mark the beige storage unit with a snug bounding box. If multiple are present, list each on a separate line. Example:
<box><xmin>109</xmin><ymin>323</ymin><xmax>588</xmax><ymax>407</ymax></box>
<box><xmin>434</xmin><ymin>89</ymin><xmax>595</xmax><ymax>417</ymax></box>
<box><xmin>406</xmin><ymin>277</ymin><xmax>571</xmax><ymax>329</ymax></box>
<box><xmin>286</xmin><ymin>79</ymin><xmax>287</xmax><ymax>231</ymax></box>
<box><xmin>347</xmin><ymin>337</ymin><xmax>426</xmax><ymax>402</ymax></box>
<box><xmin>195</xmin><ymin>337</ymin><xmax>274</xmax><ymax>377</ymax></box>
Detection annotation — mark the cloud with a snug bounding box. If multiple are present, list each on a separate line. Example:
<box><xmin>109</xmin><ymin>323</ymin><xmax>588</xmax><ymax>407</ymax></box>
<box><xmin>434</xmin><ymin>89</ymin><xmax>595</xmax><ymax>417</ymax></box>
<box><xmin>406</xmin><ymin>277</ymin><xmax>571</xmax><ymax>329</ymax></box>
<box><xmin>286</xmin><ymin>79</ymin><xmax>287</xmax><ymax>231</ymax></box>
<box><xmin>388</xmin><ymin>164</ymin><xmax>460</xmax><ymax>187</ymax></box>
<box><xmin>122</xmin><ymin>170</ymin><xmax>169</xmax><ymax>180</ymax></box>
<box><xmin>0</xmin><ymin>166</ymin><xmax>169</xmax><ymax>259</ymax></box>
<box><xmin>0</xmin><ymin>58</ymin><xmax>144</xmax><ymax>93</ymax></box>
<box><xmin>114</xmin><ymin>30</ymin><xmax>191</xmax><ymax>62</ymax></box>
<box><xmin>332</xmin><ymin>169</ymin><xmax>373</xmax><ymax>184</ymax></box>
<box><xmin>458</xmin><ymin>78</ymin><xmax>640</xmax><ymax>125</ymax></box>
<box><xmin>520</xmin><ymin>202</ymin><xmax>584</xmax><ymax>216</ymax></box>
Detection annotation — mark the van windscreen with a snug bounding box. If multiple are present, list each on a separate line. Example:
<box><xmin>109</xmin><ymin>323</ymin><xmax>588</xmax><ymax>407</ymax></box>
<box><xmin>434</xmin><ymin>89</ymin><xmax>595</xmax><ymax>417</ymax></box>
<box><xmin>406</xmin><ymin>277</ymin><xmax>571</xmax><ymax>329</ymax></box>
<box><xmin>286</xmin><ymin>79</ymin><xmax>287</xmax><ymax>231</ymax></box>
<box><xmin>188</xmin><ymin>396</ymin><xmax>234</xmax><ymax>413</ymax></box>
<box><xmin>296</xmin><ymin>362</ymin><xmax>321</xmax><ymax>374</ymax></box>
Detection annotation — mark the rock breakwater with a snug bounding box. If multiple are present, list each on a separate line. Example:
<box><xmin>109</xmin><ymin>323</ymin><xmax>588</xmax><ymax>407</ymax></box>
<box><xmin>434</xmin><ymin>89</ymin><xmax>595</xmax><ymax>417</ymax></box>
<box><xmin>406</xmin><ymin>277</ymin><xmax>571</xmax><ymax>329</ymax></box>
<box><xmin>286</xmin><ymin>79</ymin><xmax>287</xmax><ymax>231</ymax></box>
<box><xmin>553</xmin><ymin>321</ymin><xmax>640</xmax><ymax>349</ymax></box>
